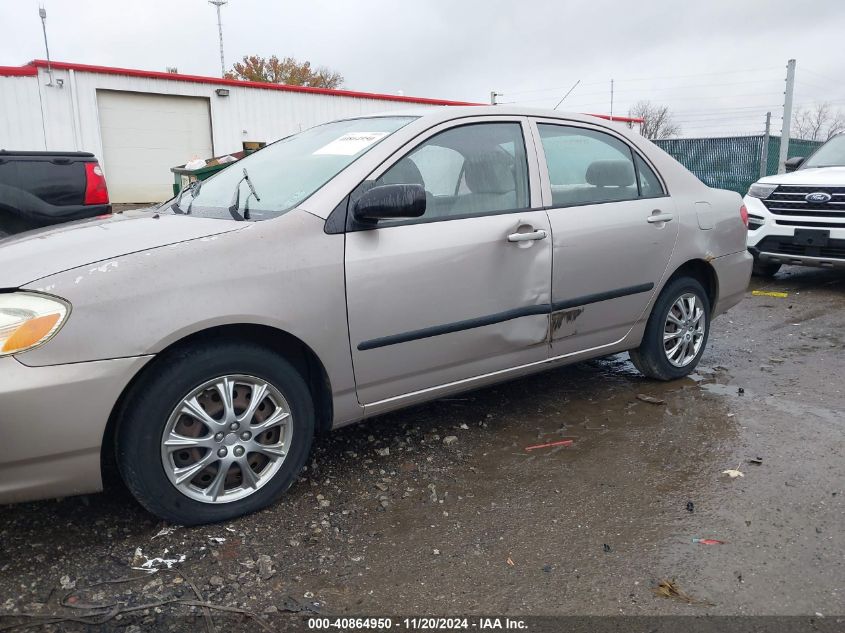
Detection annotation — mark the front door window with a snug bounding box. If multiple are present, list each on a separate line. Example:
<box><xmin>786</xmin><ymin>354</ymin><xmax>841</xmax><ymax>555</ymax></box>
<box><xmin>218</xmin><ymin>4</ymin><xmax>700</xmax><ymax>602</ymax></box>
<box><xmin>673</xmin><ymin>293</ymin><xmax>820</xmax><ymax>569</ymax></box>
<box><xmin>354</xmin><ymin>122</ymin><xmax>530</xmax><ymax>223</ymax></box>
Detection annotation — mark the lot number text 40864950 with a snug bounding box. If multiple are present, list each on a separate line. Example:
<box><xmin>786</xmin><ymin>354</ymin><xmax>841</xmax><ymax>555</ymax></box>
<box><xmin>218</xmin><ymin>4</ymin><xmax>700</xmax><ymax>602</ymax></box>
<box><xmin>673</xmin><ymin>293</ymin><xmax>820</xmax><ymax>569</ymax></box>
<box><xmin>307</xmin><ymin>617</ymin><xmax>528</xmax><ymax>630</ymax></box>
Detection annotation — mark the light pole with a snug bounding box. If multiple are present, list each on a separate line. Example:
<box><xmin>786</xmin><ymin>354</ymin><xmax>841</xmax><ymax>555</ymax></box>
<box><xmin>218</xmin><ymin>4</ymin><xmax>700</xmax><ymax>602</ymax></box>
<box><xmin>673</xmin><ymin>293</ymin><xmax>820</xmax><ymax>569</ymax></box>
<box><xmin>38</xmin><ymin>5</ymin><xmax>54</xmax><ymax>86</ymax></box>
<box><xmin>209</xmin><ymin>0</ymin><xmax>228</xmax><ymax>78</ymax></box>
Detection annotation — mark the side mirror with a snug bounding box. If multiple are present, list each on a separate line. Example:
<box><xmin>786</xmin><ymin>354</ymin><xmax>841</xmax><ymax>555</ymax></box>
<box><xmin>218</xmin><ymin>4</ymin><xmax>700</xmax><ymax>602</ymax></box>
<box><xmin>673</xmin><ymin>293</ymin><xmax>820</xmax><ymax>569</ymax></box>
<box><xmin>352</xmin><ymin>184</ymin><xmax>426</xmax><ymax>222</ymax></box>
<box><xmin>785</xmin><ymin>156</ymin><xmax>805</xmax><ymax>172</ymax></box>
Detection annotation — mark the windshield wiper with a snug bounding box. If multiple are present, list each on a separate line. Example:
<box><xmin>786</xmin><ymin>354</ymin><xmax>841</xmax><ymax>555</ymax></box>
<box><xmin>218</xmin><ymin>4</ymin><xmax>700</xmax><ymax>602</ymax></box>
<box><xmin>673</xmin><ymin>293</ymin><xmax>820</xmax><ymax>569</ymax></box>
<box><xmin>161</xmin><ymin>180</ymin><xmax>202</xmax><ymax>214</ymax></box>
<box><xmin>160</xmin><ymin>184</ymin><xmax>188</xmax><ymax>214</ymax></box>
<box><xmin>185</xmin><ymin>180</ymin><xmax>203</xmax><ymax>213</ymax></box>
<box><xmin>228</xmin><ymin>168</ymin><xmax>261</xmax><ymax>221</ymax></box>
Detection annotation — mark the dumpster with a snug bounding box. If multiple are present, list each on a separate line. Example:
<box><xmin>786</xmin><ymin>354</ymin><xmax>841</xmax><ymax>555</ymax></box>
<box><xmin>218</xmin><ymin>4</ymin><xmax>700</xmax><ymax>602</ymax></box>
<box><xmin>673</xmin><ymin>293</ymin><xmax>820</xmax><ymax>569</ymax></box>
<box><xmin>170</xmin><ymin>152</ymin><xmax>241</xmax><ymax>196</ymax></box>
<box><xmin>170</xmin><ymin>143</ymin><xmax>266</xmax><ymax>195</ymax></box>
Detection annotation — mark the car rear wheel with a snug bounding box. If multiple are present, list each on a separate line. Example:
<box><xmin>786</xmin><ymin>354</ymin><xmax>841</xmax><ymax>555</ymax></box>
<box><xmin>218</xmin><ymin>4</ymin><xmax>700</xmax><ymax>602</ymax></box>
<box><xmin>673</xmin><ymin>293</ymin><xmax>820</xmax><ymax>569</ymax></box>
<box><xmin>752</xmin><ymin>257</ymin><xmax>781</xmax><ymax>278</ymax></box>
<box><xmin>116</xmin><ymin>341</ymin><xmax>314</xmax><ymax>525</ymax></box>
<box><xmin>629</xmin><ymin>276</ymin><xmax>711</xmax><ymax>381</ymax></box>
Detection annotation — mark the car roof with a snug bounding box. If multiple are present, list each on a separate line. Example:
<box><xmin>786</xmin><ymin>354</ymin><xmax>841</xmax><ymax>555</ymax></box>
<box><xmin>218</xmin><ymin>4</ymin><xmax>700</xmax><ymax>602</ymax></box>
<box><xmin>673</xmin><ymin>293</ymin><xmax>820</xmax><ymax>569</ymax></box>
<box><xmin>341</xmin><ymin>106</ymin><xmax>628</xmax><ymax>128</ymax></box>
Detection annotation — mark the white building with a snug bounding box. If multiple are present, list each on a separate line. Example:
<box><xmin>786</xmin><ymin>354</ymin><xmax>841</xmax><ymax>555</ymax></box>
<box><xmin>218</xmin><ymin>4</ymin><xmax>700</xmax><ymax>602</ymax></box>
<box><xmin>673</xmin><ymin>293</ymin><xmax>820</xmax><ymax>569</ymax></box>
<box><xmin>0</xmin><ymin>60</ymin><xmax>470</xmax><ymax>202</ymax></box>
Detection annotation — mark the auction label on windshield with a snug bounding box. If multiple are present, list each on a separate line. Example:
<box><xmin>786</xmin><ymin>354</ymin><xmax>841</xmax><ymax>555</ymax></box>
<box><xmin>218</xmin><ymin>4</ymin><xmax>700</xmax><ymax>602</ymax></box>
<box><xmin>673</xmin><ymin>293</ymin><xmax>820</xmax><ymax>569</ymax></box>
<box><xmin>313</xmin><ymin>132</ymin><xmax>389</xmax><ymax>156</ymax></box>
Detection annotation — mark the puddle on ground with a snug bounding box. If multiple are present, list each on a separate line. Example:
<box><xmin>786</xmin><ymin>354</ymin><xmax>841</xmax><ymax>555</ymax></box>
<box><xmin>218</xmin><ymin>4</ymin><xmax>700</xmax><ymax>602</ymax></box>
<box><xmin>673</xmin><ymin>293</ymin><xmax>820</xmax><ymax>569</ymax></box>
<box><xmin>701</xmin><ymin>382</ymin><xmax>749</xmax><ymax>398</ymax></box>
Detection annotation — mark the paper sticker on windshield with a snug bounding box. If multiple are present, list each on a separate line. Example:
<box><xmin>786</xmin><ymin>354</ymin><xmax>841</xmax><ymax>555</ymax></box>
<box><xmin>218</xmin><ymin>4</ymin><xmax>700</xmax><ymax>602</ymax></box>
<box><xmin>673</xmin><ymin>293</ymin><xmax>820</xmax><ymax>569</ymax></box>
<box><xmin>313</xmin><ymin>132</ymin><xmax>388</xmax><ymax>156</ymax></box>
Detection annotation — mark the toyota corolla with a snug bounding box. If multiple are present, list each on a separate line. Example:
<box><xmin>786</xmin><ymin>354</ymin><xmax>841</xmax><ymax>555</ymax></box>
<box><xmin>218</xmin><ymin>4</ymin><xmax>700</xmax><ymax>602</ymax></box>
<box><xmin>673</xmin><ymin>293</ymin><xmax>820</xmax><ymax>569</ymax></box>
<box><xmin>0</xmin><ymin>107</ymin><xmax>751</xmax><ymax>524</ymax></box>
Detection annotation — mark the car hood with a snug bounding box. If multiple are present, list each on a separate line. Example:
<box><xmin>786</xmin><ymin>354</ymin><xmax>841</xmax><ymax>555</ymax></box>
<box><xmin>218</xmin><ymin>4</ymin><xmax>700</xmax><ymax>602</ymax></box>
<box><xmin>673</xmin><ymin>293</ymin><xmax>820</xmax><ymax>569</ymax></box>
<box><xmin>0</xmin><ymin>210</ymin><xmax>244</xmax><ymax>288</ymax></box>
<box><xmin>759</xmin><ymin>165</ymin><xmax>845</xmax><ymax>186</ymax></box>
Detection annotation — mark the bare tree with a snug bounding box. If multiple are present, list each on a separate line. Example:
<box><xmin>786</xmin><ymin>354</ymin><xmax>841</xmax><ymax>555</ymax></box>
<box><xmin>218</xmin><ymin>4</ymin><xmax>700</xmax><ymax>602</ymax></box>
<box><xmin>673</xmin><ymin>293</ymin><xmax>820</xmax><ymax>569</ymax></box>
<box><xmin>628</xmin><ymin>101</ymin><xmax>681</xmax><ymax>139</ymax></box>
<box><xmin>792</xmin><ymin>102</ymin><xmax>845</xmax><ymax>141</ymax></box>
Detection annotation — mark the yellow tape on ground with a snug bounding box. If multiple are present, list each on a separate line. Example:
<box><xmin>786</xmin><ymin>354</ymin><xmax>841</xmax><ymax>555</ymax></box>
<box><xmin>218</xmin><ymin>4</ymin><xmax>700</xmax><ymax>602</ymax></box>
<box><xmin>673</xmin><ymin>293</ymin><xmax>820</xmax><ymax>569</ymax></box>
<box><xmin>751</xmin><ymin>290</ymin><xmax>789</xmax><ymax>298</ymax></box>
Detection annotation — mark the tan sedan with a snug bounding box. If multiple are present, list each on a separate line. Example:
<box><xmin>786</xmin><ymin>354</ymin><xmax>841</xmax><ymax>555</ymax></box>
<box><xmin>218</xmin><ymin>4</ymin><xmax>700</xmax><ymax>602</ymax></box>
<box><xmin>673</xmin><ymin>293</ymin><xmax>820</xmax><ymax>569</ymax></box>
<box><xmin>0</xmin><ymin>107</ymin><xmax>752</xmax><ymax>524</ymax></box>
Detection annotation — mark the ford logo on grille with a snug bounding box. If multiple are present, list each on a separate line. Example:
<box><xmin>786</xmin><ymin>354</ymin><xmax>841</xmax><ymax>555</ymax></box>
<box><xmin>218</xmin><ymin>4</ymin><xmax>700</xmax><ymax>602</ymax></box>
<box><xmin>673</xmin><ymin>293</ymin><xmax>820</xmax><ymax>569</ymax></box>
<box><xmin>805</xmin><ymin>191</ymin><xmax>832</xmax><ymax>203</ymax></box>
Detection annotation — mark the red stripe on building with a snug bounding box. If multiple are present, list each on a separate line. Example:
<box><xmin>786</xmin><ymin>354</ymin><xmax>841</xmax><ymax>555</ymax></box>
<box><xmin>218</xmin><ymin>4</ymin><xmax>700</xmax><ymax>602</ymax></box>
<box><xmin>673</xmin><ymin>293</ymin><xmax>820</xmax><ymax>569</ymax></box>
<box><xmin>20</xmin><ymin>60</ymin><xmax>479</xmax><ymax>106</ymax></box>
<box><xmin>0</xmin><ymin>65</ymin><xmax>38</xmax><ymax>76</ymax></box>
<box><xmin>587</xmin><ymin>113</ymin><xmax>645</xmax><ymax>124</ymax></box>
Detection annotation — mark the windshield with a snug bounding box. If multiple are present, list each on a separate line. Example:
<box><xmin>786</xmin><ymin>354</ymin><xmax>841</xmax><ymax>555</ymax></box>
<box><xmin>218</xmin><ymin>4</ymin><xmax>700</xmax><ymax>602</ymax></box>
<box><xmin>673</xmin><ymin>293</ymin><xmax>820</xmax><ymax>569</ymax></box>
<box><xmin>171</xmin><ymin>116</ymin><xmax>416</xmax><ymax>220</ymax></box>
<box><xmin>803</xmin><ymin>133</ymin><xmax>845</xmax><ymax>168</ymax></box>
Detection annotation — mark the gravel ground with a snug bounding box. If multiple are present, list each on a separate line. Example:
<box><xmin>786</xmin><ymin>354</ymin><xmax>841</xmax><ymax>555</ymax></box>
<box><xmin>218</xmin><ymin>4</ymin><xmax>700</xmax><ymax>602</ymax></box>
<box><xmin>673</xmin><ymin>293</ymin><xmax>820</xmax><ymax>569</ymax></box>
<box><xmin>0</xmin><ymin>266</ymin><xmax>842</xmax><ymax>632</ymax></box>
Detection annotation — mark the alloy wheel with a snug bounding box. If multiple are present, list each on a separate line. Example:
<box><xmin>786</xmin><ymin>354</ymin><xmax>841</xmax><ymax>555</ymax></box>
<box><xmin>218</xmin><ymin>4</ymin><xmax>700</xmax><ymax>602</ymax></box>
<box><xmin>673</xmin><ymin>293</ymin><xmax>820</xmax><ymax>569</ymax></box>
<box><xmin>663</xmin><ymin>293</ymin><xmax>706</xmax><ymax>368</ymax></box>
<box><xmin>160</xmin><ymin>374</ymin><xmax>292</xmax><ymax>504</ymax></box>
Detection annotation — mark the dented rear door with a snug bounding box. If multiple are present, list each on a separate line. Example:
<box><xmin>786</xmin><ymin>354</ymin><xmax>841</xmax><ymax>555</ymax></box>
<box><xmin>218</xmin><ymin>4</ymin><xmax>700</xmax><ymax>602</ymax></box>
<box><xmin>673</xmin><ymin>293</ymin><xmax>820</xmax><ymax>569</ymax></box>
<box><xmin>532</xmin><ymin>119</ymin><xmax>679</xmax><ymax>356</ymax></box>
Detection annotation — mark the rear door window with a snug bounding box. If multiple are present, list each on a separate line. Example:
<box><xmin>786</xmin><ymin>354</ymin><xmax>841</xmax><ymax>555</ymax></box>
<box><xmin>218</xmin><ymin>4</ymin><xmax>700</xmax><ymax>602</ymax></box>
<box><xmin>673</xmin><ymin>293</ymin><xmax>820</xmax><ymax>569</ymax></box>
<box><xmin>537</xmin><ymin>124</ymin><xmax>639</xmax><ymax>206</ymax></box>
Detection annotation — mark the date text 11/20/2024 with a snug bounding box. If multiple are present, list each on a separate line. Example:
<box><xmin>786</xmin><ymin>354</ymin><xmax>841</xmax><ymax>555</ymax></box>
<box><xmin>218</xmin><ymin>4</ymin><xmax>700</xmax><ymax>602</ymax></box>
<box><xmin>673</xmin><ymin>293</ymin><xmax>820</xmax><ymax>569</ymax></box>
<box><xmin>307</xmin><ymin>617</ymin><xmax>528</xmax><ymax>630</ymax></box>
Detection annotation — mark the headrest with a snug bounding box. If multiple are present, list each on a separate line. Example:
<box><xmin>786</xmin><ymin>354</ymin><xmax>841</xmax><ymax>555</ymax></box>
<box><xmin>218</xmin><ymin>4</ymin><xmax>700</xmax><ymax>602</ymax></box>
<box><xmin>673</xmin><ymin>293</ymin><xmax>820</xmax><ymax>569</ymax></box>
<box><xmin>379</xmin><ymin>158</ymin><xmax>425</xmax><ymax>187</ymax></box>
<box><xmin>464</xmin><ymin>152</ymin><xmax>515</xmax><ymax>194</ymax></box>
<box><xmin>585</xmin><ymin>160</ymin><xmax>635</xmax><ymax>187</ymax></box>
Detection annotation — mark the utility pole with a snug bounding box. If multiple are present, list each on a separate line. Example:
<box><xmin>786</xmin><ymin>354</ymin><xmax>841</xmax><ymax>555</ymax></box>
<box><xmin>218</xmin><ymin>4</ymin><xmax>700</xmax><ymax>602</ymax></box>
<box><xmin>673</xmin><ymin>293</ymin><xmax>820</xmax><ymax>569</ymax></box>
<box><xmin>490</xmin><ymin>91</ymin><xmax>498</xmax><ymax>105</ymax></box>
<box><xmin>778</xmin><ymin>59</ymin><xmax>796</xmax><ymax>174</ymax></box>
<box><xmin>760</xmin><ymin>111</ymin><xmax>771</xmax><ymax>178</ymax></box>
<box><xmin>609</xmin><ymin>79</ymin><xmax>614</xmax><ymax>120</ymax></box>
<box><xmin>209</xmin><ymin>0</ymin><xmax>228</xmax><ymax>78</ymax></box>
<box><xmin>38</xmin><ymin>5</ymin><xmax>54</xmax><ymax>86</ymax></box>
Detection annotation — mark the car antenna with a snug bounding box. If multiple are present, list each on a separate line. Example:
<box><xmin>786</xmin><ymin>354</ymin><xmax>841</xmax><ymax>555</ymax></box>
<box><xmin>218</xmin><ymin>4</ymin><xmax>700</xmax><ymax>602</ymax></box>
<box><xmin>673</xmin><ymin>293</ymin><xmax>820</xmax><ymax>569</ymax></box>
<box><xmin>553</xmin><ymin>79</ymin><xmax>581</xmax><ymax>110</ymax></box>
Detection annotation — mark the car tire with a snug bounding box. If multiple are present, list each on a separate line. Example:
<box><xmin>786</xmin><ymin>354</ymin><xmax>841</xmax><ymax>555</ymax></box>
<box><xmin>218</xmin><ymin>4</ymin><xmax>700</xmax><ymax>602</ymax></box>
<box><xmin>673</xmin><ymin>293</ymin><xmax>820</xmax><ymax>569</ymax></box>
<box><xmin>752</xmin><ymin>258</ymin><xmax>781</xmax><ymax>278</ymax></box>
<box><xmin>629</xmin><ymin>276</ymin><xmax>711</xmax><ymax>381</ymax></box>
<box><xmin>116</xmin><ymin>341</ymin><xmax>314</xmax><ymax>525</ymax></box>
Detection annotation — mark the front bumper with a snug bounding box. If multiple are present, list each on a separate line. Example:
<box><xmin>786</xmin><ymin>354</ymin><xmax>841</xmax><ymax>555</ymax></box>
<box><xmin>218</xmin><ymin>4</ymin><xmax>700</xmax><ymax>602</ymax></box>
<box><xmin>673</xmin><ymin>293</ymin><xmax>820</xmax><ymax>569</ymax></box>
<box><xmin>0</xmin><ymin>355</ymin><xmax>151</xmax><ymax>504</ymax></box>
<box><xmin>750</xmin><ymin>247</ymin><xmax>845</xmax><ymax>271</ymax></box>
<box><xmin>745</xmin><ymin>195</ymin><xmax>845</xmax><ymax>269</ymax></box>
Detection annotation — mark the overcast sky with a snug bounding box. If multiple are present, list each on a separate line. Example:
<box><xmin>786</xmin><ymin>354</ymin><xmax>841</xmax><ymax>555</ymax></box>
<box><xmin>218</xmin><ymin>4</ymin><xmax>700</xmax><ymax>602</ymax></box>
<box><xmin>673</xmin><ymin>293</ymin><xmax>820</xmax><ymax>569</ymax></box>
<box><xmin>2</xmin><ymin>0</ymin><xmax>844</xmax><ymax>136</ymax></box>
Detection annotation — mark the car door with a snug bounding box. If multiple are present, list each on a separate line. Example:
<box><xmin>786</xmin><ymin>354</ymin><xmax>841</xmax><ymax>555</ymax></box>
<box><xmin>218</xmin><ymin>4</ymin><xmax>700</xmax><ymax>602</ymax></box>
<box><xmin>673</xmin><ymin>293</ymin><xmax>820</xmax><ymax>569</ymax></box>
<box><xmin>532</xmin><ymin>119</ymin><xmax>678</xmax><ymax>356</ymax></box>
<box><xmin>344</xmin><ymin>118</ymin><xmax>552</xmax><ymax>406</ymax></box>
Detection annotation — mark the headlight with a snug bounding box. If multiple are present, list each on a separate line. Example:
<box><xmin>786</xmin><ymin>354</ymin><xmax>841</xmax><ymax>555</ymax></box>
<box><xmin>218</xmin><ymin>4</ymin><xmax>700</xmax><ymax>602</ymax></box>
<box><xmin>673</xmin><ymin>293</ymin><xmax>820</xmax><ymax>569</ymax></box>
<box><xmin>0</xmin><ymin>292</ymin><xmax>70</xmax><ymax>356</ymax></box>
<box><xmin>747</xmin><ymin>183</ymin><xmax>778</xmax><ymax>199</ymax></box>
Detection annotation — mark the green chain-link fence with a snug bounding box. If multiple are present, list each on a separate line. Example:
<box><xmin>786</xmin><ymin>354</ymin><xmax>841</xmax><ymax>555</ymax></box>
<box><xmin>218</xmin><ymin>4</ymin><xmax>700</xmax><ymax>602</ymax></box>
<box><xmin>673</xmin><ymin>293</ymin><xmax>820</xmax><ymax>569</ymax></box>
<box><xmin>653</xmin><ymin>135</ymin><xmax>822</xmax><ymax>195</ymax></box>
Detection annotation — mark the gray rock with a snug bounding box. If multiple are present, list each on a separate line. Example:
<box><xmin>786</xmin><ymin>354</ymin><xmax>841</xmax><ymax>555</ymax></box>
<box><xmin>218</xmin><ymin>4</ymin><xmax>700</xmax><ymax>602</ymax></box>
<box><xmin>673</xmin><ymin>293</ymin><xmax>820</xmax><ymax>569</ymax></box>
<box><xmin>257</xmin><ymin>554</ymin><xmax>275</xmax><ymax>580</ymax></box>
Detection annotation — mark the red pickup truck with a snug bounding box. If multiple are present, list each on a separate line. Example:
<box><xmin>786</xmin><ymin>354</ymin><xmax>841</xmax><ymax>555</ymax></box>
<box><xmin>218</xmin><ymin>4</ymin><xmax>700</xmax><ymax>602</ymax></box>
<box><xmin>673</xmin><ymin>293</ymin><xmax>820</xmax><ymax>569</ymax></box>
<box><xmin>0</xmin><ymin>150</ymin><xmax>110</xmax><ymax>238</ymax></box>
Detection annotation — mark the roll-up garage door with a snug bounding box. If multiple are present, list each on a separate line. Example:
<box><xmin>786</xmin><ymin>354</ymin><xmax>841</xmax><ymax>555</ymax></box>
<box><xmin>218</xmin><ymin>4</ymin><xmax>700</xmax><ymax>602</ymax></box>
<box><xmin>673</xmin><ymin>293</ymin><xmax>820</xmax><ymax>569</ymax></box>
<box><xmin>97</xmin><ymin>90</ymin><xmax>213</xmax><ymax>203</ymax></box>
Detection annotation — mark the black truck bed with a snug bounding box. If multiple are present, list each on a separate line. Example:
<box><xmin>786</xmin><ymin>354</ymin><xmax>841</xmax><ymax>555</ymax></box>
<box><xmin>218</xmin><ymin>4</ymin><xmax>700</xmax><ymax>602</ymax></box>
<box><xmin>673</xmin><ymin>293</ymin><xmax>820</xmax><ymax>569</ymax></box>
<box><xmin>0</xmin><ymin>150</ymin><xmax>111</xmax><ymax>238</ymax></box>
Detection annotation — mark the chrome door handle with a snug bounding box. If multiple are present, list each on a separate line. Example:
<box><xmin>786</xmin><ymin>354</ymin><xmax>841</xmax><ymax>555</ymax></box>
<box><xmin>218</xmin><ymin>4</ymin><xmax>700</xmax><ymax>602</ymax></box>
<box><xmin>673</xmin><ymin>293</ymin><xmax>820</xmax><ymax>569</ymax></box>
<box><xmin>647</xmin><ymin>212</ymin><xmax>674</xmax><ymax>224</ymax></box>
<box><xmin>507</xmin><ymin>229</ymin><xmax>547</xmax><ymax>242</ymax></box>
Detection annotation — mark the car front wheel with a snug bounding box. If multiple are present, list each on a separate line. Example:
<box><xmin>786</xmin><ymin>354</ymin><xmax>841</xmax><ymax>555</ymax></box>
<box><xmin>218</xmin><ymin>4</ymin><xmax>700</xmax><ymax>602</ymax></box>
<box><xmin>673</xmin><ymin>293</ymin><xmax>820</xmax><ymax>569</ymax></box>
<box><xmin>116</xmin><ymin>342</ymin><xmax>314</xmax><ymax>525</ymax></box>
<box><xmin>629</xmin><ymin>276</ymin><xmax>711</xmax><ymax>381</ymax></box>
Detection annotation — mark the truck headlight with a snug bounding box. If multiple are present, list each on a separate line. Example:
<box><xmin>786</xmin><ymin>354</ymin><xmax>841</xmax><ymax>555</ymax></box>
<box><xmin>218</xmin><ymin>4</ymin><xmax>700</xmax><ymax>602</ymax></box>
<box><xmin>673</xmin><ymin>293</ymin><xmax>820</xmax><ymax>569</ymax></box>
<box><xmin>0</xmin><ymin>292</ymin><xmax>70</xmax><ymax>356</ymax></box>
<box><xmin>747</xmin><ymin>183</ymin><xmax>778</xmax><ymax>199</ymax></box>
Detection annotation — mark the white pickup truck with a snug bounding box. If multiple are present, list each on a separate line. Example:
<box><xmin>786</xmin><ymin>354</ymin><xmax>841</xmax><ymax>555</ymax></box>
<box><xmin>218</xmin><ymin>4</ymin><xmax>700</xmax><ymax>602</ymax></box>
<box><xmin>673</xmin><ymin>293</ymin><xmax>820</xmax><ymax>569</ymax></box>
<box><xmin>745</xmin><ymin>133</ymin><xmax>845</xmax><ymax>276</ymax></box>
